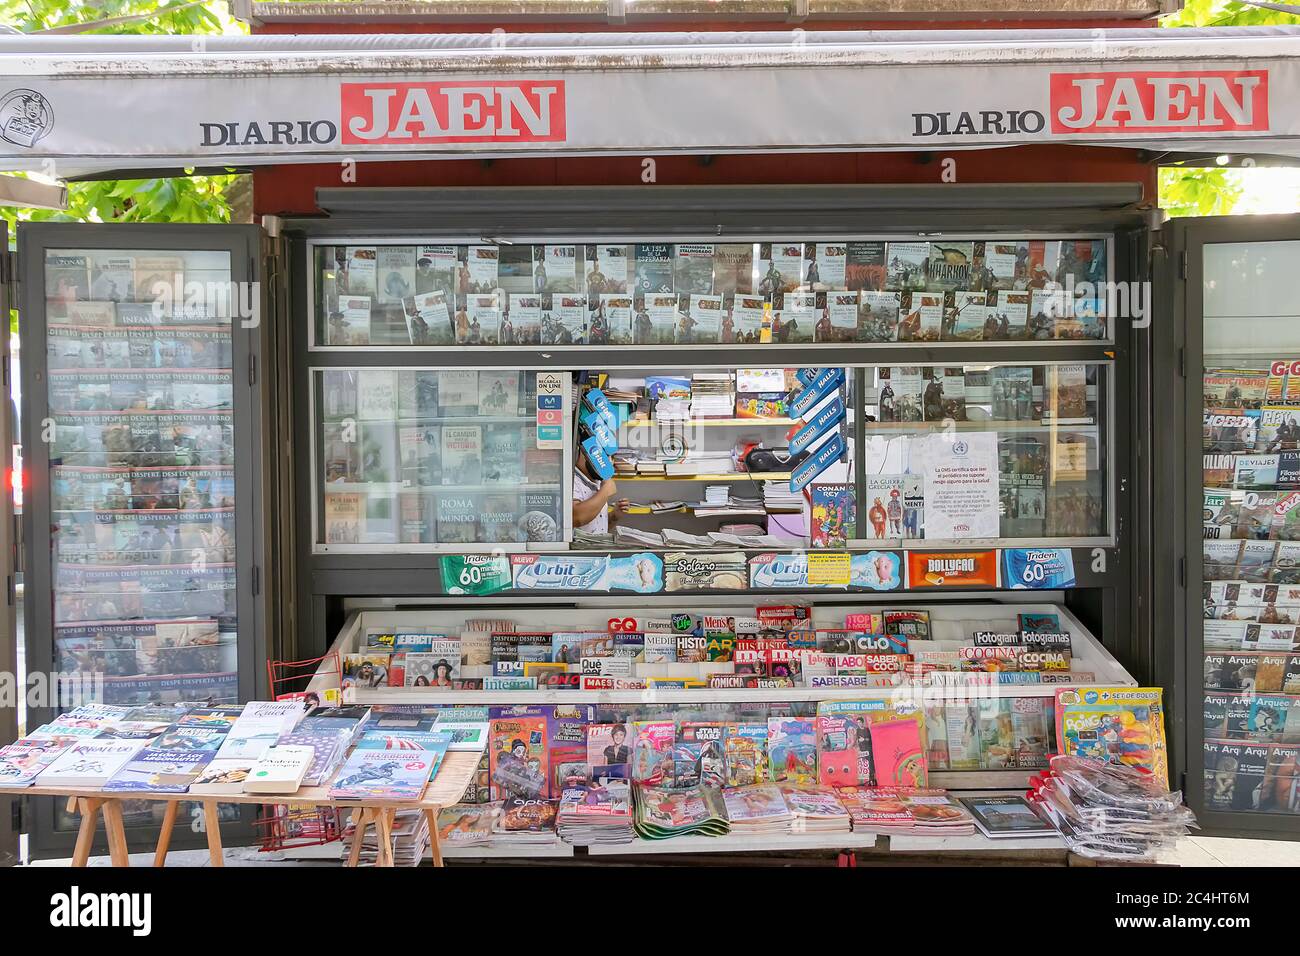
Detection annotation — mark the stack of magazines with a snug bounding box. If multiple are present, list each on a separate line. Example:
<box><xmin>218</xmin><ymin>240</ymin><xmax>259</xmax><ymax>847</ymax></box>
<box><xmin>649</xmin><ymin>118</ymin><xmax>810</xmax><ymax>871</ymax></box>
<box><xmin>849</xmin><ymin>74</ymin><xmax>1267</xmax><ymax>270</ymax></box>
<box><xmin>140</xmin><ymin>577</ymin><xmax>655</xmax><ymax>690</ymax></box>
<box><xmin>556</xmin><ymin>781</ymin><xmax>635</xmax><ymax>845</ymax></box>
<box><xmin>436</xmin><ymin>803</ymin><xmax>502</xmax><ymax>849</ymax></box>
<box><xmin>688</xmin><ymin>373</ymin><xmax>735</xmax><ymax>419</ymax></box>
<box><xmin>838</xmin><ymin>788</ymin><xmax>976</xmax><ymax>835</ymax></box>
<box><xmin>763</xmin><ymin>481</ymin><xmax>804</xmax><ymax>511</ymax></box>
<box><xmin>354</xmin><ymin>807</ymin><xmax>429</xmax><ymax>867</ymax></box>
<box><xmin>490</xmin><ymin>797</ymin><xmax>561</xmax><ymax>848</ymax></box>
<box><xmin>1029</xmin><ymin>755</ymin><xmax>1197</xmax><ymax>862</ymax></box>
<box><xmin>721</xmin><ymin>784</ymin><xmax>794</xmax><ymax>835</ymax></box>
<box><xmin>633</xmin><ymin>786</ymin><xmax>730</xmax><ymax>840</ymax></box>
<box><xmin>778</xmin><ymin>785</ymin><xmax>852</xmax><ymax>834</ymax></box>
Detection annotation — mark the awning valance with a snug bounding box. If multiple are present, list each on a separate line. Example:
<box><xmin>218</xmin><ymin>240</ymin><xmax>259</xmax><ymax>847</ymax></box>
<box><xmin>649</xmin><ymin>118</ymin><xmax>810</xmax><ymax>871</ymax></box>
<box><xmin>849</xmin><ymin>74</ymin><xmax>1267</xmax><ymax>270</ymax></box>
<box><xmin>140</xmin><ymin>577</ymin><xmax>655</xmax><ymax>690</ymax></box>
<box><xmin>0</xmin><ymin>26</ymin><xmax>1297</xmax><ymax>174</ymax></box>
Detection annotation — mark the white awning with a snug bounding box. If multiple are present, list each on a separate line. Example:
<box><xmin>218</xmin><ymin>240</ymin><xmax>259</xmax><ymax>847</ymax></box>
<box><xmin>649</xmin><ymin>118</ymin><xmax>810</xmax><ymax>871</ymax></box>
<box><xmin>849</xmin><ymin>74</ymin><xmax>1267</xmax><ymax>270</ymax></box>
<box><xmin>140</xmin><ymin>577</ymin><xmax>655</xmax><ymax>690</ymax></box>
<box><xmin>0</xmin><ymin>27</ymin><xmax>1297</xmax><ymax>174</ymax></box>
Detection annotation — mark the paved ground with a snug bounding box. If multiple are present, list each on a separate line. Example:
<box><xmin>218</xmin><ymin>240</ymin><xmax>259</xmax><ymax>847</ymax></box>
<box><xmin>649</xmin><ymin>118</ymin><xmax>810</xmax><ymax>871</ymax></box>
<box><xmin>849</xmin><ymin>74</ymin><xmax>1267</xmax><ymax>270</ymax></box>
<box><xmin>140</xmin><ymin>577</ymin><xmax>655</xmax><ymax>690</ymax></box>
<box><xmin>17</xmin><ymin>835</ymin><xmax>1298</xmax><ymax>867</ymax></box>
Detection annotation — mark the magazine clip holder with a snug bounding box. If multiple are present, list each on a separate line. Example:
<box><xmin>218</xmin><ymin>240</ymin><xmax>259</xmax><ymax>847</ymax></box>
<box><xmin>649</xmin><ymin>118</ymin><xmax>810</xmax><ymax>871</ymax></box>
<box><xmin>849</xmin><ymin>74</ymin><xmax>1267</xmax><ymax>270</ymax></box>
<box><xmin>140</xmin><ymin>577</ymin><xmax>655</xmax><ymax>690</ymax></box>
<box><xmin>267</xmin><ymin>651</ymin><xmax>342</xmax><ymax>705</ymax></box>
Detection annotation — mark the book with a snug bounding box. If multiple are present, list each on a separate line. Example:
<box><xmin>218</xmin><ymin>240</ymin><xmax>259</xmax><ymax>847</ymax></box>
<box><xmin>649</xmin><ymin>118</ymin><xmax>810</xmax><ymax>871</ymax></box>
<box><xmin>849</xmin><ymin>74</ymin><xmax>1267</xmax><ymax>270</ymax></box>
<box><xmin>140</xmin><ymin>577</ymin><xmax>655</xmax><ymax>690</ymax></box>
<box><xmin>713</xmin><ymin>243</ymin><xmax>755</xmax><ymax>295</ymax></box>
<box><xmin>758</xmin><ymin>242</ymin><xmax>805</xmax><ymax>295</ymax></box>
<box><xmin>810</xmin><ymin>484</ymin><xmax>855</xmax><ymax>548</ymax></box>
<box><xmin>886</xmin><ymin>241</ymin><xmax>928</xmax><ymax>291</ymax></box>
<box><xmin>102</xmin><ymin>725</ymin><xmax>228</xmax><ymax>793</ymax></box>
<box><xmin>947</xmin><ymin>291</ymin><xmax>988</xmax><ymax>341</ymax></box>
<box><xmin>899</xmin><ymin>291</ymin><xmax>944</xmax><ymax>342</ymax></box>
<box><xmin>441</xmin><ymin>426</ymin><xmax>482</xmax><ymax>485</ymax></box>
<box><xmin>243</xmin><ymin>745</ymin><xmax>315</xmax><ymax>794</ymax></box>
<box><xmin>329</xmin><ymin>749</ymin><xmax>435</xmax><ymax>802</ymax></box>
<box><xmin>673</xmin><ymin>243</ymin><xmax>715</xmax><ymax>294</ymax></box>
<box><xmin>435</xmin><ymin>493</ymin><xmax>479</xmax><ymax>543</ymax></box>
<box><xmin>376</xmin><ymin>246</ymin><xmax>416</xmax><ymax>303</ymax></box>
<box><xmin>330</xmin><ymin>295</ymin><xmax>371</xmax><ymax>345</ymax></box>
<box><xmin>36</xmin><ymin>739</ymin><xmax>144</xmax><ymax>788</ymax></box>
<box><xmin>634</xmin><ymin>244</ymin><xmax>674</xmax><ymax>295</ymax></box>
<box><xmin>927</xmin><ymin>241</ymin><xmax>974</xmax><ymax>291</ymax></box>
<box><xmin>960</xmin><ymin>795</ymin><xmax>1057</xmax><ymax>838</ymax></box>
<box><xmin>188</xmin><ymin>758</ymin><xmax>256</xmax><ymax>795</ymax></box>
<box><xmin>481</xmin><ymin>425</ymin><xmax>524</xmax><ymax>485</ymax></box>
<box><xmin>586</xmin><ymin>245</ymin><xmax>629</xmax><ymax>294</ymax></box>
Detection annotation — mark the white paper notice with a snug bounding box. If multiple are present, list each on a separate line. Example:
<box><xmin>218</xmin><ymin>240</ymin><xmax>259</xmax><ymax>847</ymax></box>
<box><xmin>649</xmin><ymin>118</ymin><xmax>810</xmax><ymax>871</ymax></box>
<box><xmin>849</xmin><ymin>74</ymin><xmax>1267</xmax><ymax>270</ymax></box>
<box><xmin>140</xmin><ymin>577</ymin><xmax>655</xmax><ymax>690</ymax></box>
<box><xmin>919</xmin><ymin>431</ymin><xmax>1000</xmax><ymax>539</ymax></box>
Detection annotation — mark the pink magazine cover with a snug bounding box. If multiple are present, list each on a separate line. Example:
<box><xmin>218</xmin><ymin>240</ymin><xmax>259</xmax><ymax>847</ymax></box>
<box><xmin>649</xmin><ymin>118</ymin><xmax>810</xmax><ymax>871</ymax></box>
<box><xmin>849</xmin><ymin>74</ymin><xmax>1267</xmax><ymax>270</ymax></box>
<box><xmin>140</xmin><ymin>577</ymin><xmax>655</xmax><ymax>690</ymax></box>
<box><xmin>869</xmin><ymin>718</ymin><xmax>928</xmax><ymax>788</ymax></box>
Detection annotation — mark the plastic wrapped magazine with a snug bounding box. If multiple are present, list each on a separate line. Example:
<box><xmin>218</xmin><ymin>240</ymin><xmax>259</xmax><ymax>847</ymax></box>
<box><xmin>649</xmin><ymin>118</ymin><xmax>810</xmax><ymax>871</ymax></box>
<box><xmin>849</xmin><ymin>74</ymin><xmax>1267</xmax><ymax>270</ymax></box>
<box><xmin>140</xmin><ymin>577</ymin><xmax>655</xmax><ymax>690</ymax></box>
<box><xmin>1029</xmin><ymin>755</ymin><xmax>1197</xmax><ymax>862</ymax></box>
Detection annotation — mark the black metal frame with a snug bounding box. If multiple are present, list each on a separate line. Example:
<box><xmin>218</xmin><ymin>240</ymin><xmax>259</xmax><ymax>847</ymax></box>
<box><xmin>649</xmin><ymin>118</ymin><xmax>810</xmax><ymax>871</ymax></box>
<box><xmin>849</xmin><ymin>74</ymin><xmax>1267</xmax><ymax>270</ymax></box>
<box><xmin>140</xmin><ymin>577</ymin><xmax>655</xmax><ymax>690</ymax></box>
<box><xmin>0</xmin><ymin>219</ymin><xmax>16</xmax><ymax>866</ymax></box>
<box><xmin>284</xmin><ymin>185</ymin><xmax>1147</xmax><ymax>679</ymax></box>
<box><xmin>1171</xmin><ymin>213</ymin><xmax>1300</xmax><ymax>841</ymax></box>
<box><xmin>16</xmin><ymin>222</ymin><xmax>271</xmax><ymax>859</ymax></box>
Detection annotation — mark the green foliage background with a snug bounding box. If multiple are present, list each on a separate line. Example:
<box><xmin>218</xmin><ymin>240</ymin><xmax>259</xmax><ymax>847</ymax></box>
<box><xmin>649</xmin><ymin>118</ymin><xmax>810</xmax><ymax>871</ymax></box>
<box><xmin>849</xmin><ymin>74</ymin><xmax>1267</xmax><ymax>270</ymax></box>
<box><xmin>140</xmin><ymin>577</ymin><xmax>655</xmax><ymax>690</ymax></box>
<box><xmin>0</xmin><ymin>0</ymin><xmax>1296</xmax><ymax>228</ymax></box>
<box><xmin>1159</xmin><ymin>0</ymin><xmax>1300</xmax><ymax>216</ymax></box>
<box><xmin>0</xmin><ymin>0</ymin><xmax>245</xmax><ymax>233</ymax></box>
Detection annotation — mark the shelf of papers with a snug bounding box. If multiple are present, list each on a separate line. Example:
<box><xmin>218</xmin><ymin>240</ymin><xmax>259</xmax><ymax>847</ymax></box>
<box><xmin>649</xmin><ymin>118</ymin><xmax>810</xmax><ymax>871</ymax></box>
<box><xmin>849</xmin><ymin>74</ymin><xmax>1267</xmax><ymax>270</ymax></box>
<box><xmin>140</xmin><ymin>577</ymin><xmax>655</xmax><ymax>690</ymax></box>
<box><xmin>319</xmin><ymin>601</ymin><xmax>1136</xmax><ymax>708</ymax></box>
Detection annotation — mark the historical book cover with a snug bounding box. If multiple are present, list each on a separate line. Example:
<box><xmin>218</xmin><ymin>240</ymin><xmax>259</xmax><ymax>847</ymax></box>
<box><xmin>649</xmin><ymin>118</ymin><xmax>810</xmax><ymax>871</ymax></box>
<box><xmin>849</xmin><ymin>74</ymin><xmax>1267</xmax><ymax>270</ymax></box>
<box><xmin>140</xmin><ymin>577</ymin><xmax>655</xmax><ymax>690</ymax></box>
<box><xmin>441</xmin><ymin>426</ymin><xmax>483</xmax><ymax>485</ymax></box>
<box><xmin>673</xmin><ymin>243</ymin><xmax>715</xmax><ymax>295</ymax></box>
<box><xmin>885</xmin><ymin>241</ymin><xmax>928</xmax><ymax>291</ymax></box>
<box><xmin>845</xmin><ymin>241</ymin><xmax>887</xmax><ymax>291</ymax></box>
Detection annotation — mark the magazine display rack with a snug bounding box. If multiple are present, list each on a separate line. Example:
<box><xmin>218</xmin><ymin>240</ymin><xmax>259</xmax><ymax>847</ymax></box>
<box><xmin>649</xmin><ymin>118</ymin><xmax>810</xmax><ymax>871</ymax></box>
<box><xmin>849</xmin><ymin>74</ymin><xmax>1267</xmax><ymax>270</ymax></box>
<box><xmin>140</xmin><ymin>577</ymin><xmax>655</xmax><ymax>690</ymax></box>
<box><xmin>297</xmin><ymin>597</ymin><xmax>1138</xmax><ymax>859</ymax></box>
<box><xmin>314</xmin><ymin>601</ymin><xmax>1132</xmax><ymax>710</ymax></box>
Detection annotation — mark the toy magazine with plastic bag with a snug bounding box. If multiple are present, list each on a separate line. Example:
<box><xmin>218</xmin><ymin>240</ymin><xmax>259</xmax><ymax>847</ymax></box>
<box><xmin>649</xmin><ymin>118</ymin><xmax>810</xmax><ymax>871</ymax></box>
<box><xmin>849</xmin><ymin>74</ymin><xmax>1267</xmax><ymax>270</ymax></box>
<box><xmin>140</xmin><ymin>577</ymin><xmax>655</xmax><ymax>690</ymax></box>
<box><xmin>1053</xmin><ymin>687</ymin><xmax>1169</xmax><ymax>789</ymax></box>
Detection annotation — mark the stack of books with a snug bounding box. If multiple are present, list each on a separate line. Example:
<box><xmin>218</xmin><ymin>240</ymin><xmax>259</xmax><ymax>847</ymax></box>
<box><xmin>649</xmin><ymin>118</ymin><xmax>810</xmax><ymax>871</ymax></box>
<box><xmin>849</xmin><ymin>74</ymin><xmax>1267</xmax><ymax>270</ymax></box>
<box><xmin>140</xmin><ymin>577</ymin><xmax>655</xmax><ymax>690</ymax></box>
<box><xmin>277</xmin><ymin>711</ymin><xmax>366</xmax><ymax>788</ymax></box>
<box><xmin>556</xmin><ymin>781</ymin><xmax>635</xmax><ymax>846</ymax></box>
<box><xmin>722</xmin><ymin>783</ymin><xmax>795</xmax><ymax>834</ymax></box>
<box><xmin>689</xmin><ymin>373</ymin><xmax>735</xmax><ymax>419</ymax></box>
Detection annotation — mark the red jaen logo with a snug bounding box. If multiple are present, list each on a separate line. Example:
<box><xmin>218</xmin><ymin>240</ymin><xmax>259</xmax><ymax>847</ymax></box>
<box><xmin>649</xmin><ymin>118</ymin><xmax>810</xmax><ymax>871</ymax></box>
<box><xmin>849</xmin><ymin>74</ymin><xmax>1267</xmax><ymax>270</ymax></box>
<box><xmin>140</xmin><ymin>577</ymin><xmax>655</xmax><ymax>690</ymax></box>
<box><xmin>340</xmin><ymin>81</ymin><xmax>566</xmax><ymax>145</ymax></box>
<box><xmin>1049</xmin><ymin>70</ymin><xmax>1268</xmax><ymax>134</ymax></box>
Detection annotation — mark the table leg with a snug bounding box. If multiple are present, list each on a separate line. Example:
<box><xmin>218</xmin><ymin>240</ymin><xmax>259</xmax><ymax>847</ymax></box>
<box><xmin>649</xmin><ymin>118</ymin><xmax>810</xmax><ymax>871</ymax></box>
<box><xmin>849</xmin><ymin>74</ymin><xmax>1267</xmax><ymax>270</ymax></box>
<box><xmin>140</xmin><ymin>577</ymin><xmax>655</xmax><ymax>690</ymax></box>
<box><xmin>101</xmin><ymin>800</ymin><xmax>131</xmax><ymax>868</ymax></box>
<box><xmin>424</xmin><ymin>808</ymin><xmax>443</xmax><ymax>868</ymax></box>
<box><xmin>202</xmin><ymin>801</ymin><xmax>224</xmax><ymax>867</ymax></box>
<box><xmin>71</xmin><ymin>798</ymin><xmax>102</xmax><ymax>868</ymax></box>
<box><xmin>346</xmin><ymin>808</ymin><xmax>369</xmax><ymax>867</ymax></box>
<box><xmin>154</xmin><ymin>800</ymin><xmax>179</xmax><ymax>867</ymax></box>
<box><xmin>375</xmin><ymin>809</ymin><xmax>394</xmax><ymax>868</ymax></box>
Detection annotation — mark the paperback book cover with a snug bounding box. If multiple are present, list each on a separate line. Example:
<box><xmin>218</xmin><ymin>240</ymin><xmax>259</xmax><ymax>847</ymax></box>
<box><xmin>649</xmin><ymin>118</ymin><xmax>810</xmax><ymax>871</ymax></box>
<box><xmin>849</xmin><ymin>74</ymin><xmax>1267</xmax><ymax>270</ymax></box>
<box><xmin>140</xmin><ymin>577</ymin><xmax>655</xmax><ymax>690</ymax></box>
<box><xmin>886</xmin><ymin>241</ymin><xmax>928</xmax><ymax>291</ymax></box>
<box><xmin>810</xmin><ymin>484</ymin><xmax>855</xmax><ymax>549</ymax></box>
<box><xmin>926</xmin><ymin>241</ymin><xmax>974</xmax><ymax>292</ymax></box>
<box><xmin>329</xmin><ymin>749</ymin><xmax>436</xmax><ymax>801</ymax></box>
<box><xmin>845</xmin><ymin>241</ymin><xmax>887</xmax><ymax>291</ymax></box>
